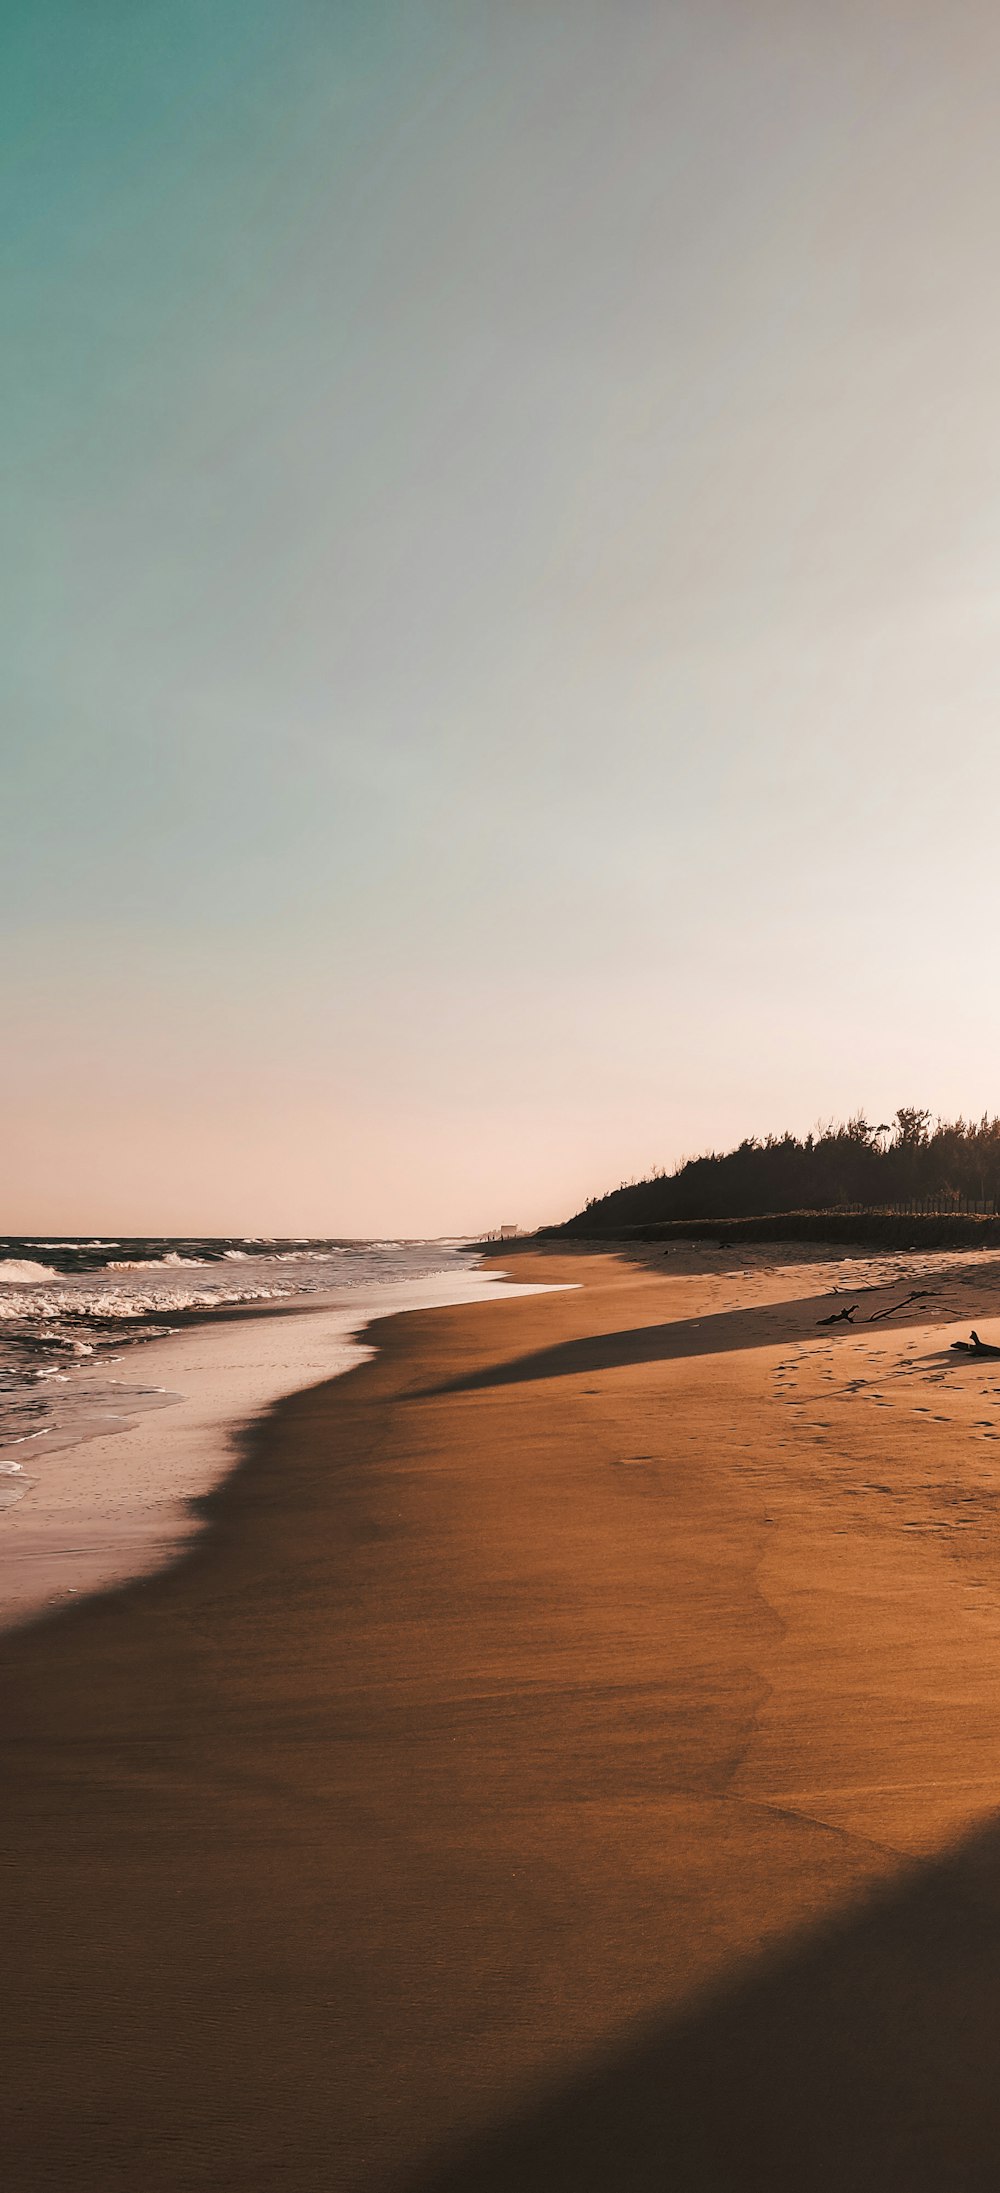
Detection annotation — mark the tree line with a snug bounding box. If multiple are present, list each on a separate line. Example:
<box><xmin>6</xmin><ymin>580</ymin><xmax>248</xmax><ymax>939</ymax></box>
<box><xmin>567</xmin><ymin>1110</ymin><xmax>1000</xmax><ymax>1229</ymax></box>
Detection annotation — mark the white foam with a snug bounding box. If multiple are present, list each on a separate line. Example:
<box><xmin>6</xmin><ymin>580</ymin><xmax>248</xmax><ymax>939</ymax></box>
<box><xmin>0</xmin><ymin>1280</ymin><xmax>296</xmax><ymax>1324</ymax></box>
<box><xmin>107</xmin><ymin>1255</ymin><xmax>208</xmax><ymax>1271</ymax></box>
<box><xmin>0</xmin><ymin>1261</ymin><xmax>566</xmax><ymax>1630</ymax></box>
<box><xmin>0</xmin><ymin>1246</ymin><xmax>490</xmax><ymax>1497</ymax></box>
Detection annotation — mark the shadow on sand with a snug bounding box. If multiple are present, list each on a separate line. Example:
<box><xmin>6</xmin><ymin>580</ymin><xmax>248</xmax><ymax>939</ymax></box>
<box><xmin>401</xmin><ymin>1266</ymin><xmax>1000</xmax><ymax>2185</ymax></box>
<box><xmin>402</xmin><ymin>1804</ymin><xmax>1000</xmax><ymax>2191</ymax></box>
<box><xmin>418</xmin><ymin>1274</ymin><xmax>1000</xmax><ymax>1399</ymax></box>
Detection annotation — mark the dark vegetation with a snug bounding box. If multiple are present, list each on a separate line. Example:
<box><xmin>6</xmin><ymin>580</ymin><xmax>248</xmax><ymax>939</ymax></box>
<box><xmin>552</xmin><ymin>1109</ymin><xmax>1000</xmax><ymax>1241</ymax></box>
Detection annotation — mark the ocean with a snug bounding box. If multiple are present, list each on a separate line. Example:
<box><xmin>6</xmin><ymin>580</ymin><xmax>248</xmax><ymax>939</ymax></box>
<box><xmin>0</xmin><ymin>1235</ymin><xmax>476</xmax><ymax>1486</ymax></box>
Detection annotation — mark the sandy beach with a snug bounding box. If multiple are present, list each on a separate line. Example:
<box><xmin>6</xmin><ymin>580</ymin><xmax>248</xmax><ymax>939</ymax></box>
<box><xmin>6</xmin><ymin>1242</ymin><xmax>1000</xmax><ymax>2189</ymax></box>
<box><xmin>0</xmin><ymin>1263</ymin><xmax>548</xmax><ymax>1634</ymax></box>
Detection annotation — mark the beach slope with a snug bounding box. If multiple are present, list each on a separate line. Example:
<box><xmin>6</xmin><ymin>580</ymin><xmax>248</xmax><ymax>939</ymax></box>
<box><xmin>5</xmin><ymin>1246</ymin><xmax>1000</xmax><ymax>2189</ymax></box>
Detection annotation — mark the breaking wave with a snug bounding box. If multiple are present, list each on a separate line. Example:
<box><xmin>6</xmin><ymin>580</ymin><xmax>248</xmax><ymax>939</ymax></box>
<box><xmin>0</xmin><ymin>1236</ymin><xmax>476</xmax><ymax>1466</ymax></box>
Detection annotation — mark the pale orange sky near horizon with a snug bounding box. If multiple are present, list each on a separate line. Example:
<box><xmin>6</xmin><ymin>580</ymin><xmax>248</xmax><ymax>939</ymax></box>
<box><xmin>6</xmin><ymin>1</ymin><xmax>1000</xmax><ymax>1236</ymax></box>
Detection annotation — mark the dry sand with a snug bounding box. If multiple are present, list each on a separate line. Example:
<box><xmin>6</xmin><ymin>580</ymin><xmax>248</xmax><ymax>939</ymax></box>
<box><xmin>6</xmin><ymin>1243</ymin><xmax>1000</xmax><ymax>2189</ymax></box>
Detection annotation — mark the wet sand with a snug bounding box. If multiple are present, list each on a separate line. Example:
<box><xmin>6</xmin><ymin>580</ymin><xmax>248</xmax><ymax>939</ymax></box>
<box><xmin>5</xmin><ymin>1244</ymin><xmax>1000</xmax><ymax>2189</ymax></box>
<box><xmin>0</xmin><ymin>1266</ymin><xmax>547</xmax><ymax>1633</ymax></box>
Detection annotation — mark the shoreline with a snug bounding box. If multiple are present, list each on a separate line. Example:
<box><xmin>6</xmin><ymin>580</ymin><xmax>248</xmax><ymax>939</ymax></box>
<box><xmin>6</xmin><ymin>1243</ymin><xmax>1000</xmax><ymax>2187</ymax></box>
<box><xmin>0</xmin><ymin>1260</ymin><xmax>558</xmax><ymax>1636</ymax></box>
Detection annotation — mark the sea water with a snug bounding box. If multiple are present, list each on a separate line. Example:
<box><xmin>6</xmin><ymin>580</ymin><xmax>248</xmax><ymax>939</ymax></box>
<box><xmin>0</xmin><ymin>1236</ymin><xmax>475</xmax><ymax>1482</ymax></box>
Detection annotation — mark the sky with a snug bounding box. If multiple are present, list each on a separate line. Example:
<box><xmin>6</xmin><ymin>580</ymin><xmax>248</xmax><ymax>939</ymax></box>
<box><xmin>5</xmin><ymin>0</ymin><xmax>1000</xmax><ymax>1235</ymax></box>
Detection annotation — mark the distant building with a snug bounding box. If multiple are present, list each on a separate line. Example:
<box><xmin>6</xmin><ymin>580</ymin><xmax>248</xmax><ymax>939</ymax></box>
<box><xmin>499</xmin><ymin>1224</ymin><xmax>520</xmax><ymax>1239</ymax></box>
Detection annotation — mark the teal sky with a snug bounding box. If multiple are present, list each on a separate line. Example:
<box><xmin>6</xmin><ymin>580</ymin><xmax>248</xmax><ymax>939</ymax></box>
<box><xmin>6</xmin><ymin>1</ymin><xmax>1000</xmax><ymax>1233</ymax></box>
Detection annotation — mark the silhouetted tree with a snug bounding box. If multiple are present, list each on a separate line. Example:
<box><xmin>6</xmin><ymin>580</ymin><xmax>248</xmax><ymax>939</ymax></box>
<box><xmin>570</xmin><ymin>1110</ymin><xmax>1000</xmax><ymax>1230</ymax></box>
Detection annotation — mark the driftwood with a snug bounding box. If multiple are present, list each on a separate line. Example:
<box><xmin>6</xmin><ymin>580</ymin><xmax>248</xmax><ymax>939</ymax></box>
<box><xmin>950</xmin><ymin>1330</ymin><xmax>1000</xmax><ymax>1358</ymax></box>
<box><xmin>817</xmin><ymin>1304</ymin><xmax>859</xmax><ymax>1326</ymax></box>
<box><xmin>867</xmin><ymin>1289</ymin><xmax>935</xmax><ymax>1323</ymax></box>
